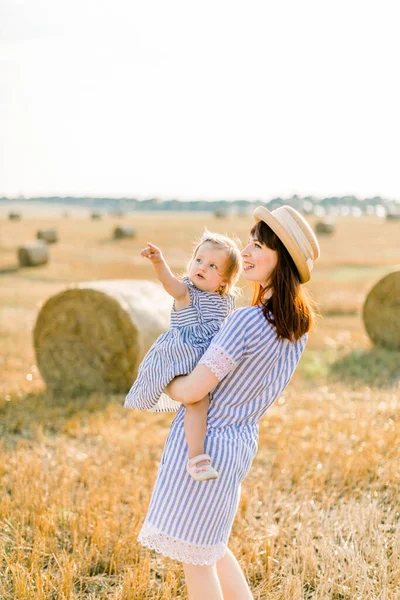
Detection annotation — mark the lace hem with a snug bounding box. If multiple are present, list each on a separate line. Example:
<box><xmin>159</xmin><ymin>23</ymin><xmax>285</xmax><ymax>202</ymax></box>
<box><xmin>198</xmin><ymin>345</ymin><xmax>237</xmax><ymax>381</ymax></box>
<box><xmin>138</xmin><ymin>522</ymin><xmax>226</xmax><ymax>565</ymax></box>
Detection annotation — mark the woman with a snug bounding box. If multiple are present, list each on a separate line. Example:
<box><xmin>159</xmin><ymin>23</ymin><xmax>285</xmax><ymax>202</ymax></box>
<box><xmin>136</xmin><ymin>205</ymin><xmax>320</xmax><ymax>599</ymax></box>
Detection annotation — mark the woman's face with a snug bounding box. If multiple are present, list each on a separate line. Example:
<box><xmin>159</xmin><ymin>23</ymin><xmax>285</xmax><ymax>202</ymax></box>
<box><xmin>241</xmin><ymin>234</ymin><xmax>278</xmax><ymax>287</ymax></box>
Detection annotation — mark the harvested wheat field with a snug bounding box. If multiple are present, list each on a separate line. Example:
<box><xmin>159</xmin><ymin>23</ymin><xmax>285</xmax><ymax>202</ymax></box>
<box><xmin>0</xmin><ymin>209</ymin><xmax>399</xmax><ymax>599</ymax></box>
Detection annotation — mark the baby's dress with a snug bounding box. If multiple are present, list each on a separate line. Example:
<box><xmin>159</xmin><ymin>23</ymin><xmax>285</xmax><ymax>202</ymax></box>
<box><xmin>124</xmin><ymin>277</ymin><xmax>235</xmax><ymax>412</ymax></box>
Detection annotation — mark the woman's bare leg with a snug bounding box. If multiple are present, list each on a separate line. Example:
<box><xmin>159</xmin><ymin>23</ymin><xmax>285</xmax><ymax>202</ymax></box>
<box><xmin>183</xmin><ymin>562</ymin><xmax>224</xmax><ymax>600</ymax></box>
<box><xmin>216</xmin><ymin>547</ymin><xmax>254</xmax><ymax>599</ymax></box>
<box><xmin>184</xmin><ymin>396</ymin><xmax>209</xmax><ymax>459</ymax></box>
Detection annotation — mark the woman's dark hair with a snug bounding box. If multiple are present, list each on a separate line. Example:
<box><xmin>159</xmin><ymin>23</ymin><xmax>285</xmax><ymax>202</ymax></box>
<box><xmin>250</xmin><ymin>221</ymin><xmax>316</xmax><ymax>341</ymax></box>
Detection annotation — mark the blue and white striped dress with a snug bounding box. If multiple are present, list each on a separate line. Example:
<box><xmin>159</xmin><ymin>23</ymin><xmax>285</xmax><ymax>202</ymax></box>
<box><xmin>136</xmin><ymin>306</ymin><xmax>308</xmax><ymax>565</ymax></box>
<box><xmin>124</xmin><ymin>276</ymin><xmax>235</xmax><ymax>412</ymax></box>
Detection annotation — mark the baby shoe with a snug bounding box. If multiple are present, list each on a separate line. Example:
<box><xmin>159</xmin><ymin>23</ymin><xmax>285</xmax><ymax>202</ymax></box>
<box><xmin>187</xmin><ymin>454</ymin><xmax>219</xmax><ymax>481</ymax></box>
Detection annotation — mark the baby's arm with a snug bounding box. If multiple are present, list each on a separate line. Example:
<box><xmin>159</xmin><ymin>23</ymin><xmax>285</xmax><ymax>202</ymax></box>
<box><xmin>142</xmin><ymin>242</ymin><xmax>189</xmax><ymax>301</ymax></box>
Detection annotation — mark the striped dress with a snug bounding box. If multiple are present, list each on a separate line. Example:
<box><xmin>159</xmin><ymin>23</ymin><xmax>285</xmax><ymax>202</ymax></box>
<box><xmin>136</xmin><ymin>306</ymin><xmax>308</xmax><ymax>565</ymax></box>
<box><xmin>124</xmin><ymin>277</ymin><xmax>235</xmax><ymax>412</ymax></box>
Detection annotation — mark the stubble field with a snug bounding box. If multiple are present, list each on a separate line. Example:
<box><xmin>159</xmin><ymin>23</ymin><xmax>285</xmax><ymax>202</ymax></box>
<box><xmin>0</xmin><ymin>209</ymin><xmax>399</xmax><ymax>599</ymax></box>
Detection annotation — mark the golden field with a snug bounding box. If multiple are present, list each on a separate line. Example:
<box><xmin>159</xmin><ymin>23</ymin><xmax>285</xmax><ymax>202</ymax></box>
<box><xmin>0</xmin><ymin>209</ymin><xmax>399</xmax><ymax>599</ymax></box>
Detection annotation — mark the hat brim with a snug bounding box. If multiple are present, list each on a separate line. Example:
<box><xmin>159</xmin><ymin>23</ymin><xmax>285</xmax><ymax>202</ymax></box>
<box><xmin>253</xmin><ymin>206</ymin><xmax>310</xmax><ymax>283</ymax></box>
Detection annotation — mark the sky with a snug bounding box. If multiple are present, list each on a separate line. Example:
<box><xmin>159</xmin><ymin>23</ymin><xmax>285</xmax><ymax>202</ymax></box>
<box><xmin>1</xmin><ymin>0</ymin><xmax>400</xmax><ymax>201</ymax></box>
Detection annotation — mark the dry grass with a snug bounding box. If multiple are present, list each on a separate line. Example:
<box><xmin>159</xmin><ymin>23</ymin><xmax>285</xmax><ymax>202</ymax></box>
<box><xmin>0</xmin><ymin>211</ymin><xmax>399</xmax><ymax>599</ymax></box>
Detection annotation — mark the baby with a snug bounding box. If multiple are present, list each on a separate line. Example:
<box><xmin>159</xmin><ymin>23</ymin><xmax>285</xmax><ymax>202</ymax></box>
<box><xmin>125</xmin><ymin>231</ymin><xmax>242</xmax><ymax>480</ymax></box>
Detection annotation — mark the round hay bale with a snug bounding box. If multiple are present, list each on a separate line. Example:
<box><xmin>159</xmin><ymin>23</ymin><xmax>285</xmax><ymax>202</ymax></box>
<box><xmin>9</xmin><ymin>212</ymin><xmax>21</xmax><ymax>221</ymax></box>
<box><xmin>113</xmin><ymin>225</ymin><xmax>136</xmax><ymax>239</ymax></box>
<box><xmin>37</xmin><ymin>228</ymin><xmax>58</xmax><ymax>244</ymax></box>
<box><xmin>33</xmin><ymin>280</ymin><xmax>173</xmax><ymax>395</ymax></box>
<box><xmin>315</xmin><ymin>219</ymin><xmax>336</xmax><ymax>235</ymax></box>
<box><xmin>386</xmin><ymin>212</ymin><xmax>400</xmax><ymax>221</ymax></box>
<box><xmin>214</xmin><ymin>209</ymin><xmax>228</xmax><ymax>219</ymax></box>
<box><xmin>363</xmin><ymin>271</ymin><xmax>400</xmax><ymax>350</ymax></box>
<box><xmin>18</xmin><ymin>242</ymin><xmax>49</xmax><ymax>267</ymax></box>
<box><xmin>91</xmin><ymin>212</ymin><xmax>102</xmax><ymax>220</ymax></box>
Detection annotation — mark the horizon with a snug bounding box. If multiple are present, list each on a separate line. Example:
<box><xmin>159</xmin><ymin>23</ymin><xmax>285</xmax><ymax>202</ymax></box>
<box><xmin>2</xmin><ymin>194</ymin><xmax>398</xmax><ymax>205</ymax></box>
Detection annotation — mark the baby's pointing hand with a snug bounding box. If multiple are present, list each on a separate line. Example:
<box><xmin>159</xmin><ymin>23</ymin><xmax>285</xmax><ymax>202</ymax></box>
<box><xmin>141</xmin><ymin>242</ymin><xmax>164</xmax><ymax>263</ymax></box>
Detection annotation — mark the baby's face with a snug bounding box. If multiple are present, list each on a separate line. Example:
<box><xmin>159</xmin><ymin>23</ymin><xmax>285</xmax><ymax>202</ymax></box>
<box><xmin>188</xmin><ymin>242</ymin><xmax>228</xmax><ymax>293</ymax></box>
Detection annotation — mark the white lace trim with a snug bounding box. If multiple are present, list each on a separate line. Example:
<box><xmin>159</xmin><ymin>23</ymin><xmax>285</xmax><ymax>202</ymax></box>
<box><xmin>138</xmin><ymin>521</ymin><xmax>226</xmax><ymax>565</ymax></box>
<box><xmin>198</xmin><ymin>344</ymin><xmax>237</xmax><ymax>381</ymax></box>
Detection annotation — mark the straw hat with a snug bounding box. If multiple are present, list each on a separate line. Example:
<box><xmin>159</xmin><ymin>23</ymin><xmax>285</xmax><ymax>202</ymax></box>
<box><xmin>254</xmin><ymin>205</ymin><xmax>320</xmax><ymax>283</ymax></box>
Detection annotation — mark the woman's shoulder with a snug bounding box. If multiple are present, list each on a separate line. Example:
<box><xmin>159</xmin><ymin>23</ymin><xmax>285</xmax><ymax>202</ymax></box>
<box><xmin>223</xmin><ymin>305</ymin><xmax>265</xmax><ymax>330</ymax></box>
<box><xmin>226</xmin><ymin>306</ymin><xmax>308</xmax><ymax>345</ymax></box>
<box><xmin>231</xmin><ymin>305</ymin><xmax>264</xmax><ymax>319</ymax></box>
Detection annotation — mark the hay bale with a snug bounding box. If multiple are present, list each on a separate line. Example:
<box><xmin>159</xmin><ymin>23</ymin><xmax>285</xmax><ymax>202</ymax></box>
<box><xmin>33</xmin><ymin>280</ymin><xmax>173</xmax><ymax>395</ymax></box>
<box><xmin>91</xmin><ymin>212</ymin><xmax>102</xmax><ymax>220</ymax></box>
<box><xmin>37</xmin><ymin>228</ymin><xmax>58</xmax><ymax>244</ymax></box>
<box><xmin>315</xmin><ymin>219</ymin><xmax>336</xmax><ymax>234</ymax></box>
<box><xmin>113</xmin><ymin>224</ymin><xmax>136</xmax><ymax>239</ymax></box>
<box><xmin>386</xmin><ymin>212</ymin><xmax>400</xmax><ymax>221</ymax></box>
<box><xmin>214</xmin><ymin>209</ymin><xmax>228</xmax><ymax>219</ymax></box>
<box><xmin>9</xmin><ymin>212</ymin><xmax>21</xmax><ymax>221</ymax></box>
<box><xmin>18</xmin><ymin>242</ymin><xmax>49</xmax><ymax>267</ymax></box>
<box><xmin>363</xmin><ymin>271</ymin><xmax>400</xmax><ymax>350</ymax></box>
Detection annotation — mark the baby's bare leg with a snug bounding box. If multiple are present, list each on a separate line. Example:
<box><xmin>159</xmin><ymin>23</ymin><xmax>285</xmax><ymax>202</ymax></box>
<box><xmin>184</xmin><ymin>396</ymin><xmax>209</xmax><ymax>459</ymax></box>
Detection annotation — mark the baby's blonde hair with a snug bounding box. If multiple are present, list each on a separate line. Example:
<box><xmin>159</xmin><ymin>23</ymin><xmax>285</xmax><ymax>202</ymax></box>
<box><xmin>188</xmin><ymin>229</ymin><xmax>242</xmax><ymax>296</ymax></box>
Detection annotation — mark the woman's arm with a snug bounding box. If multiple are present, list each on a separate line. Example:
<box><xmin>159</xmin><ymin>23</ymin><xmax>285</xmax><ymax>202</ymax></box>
<box><xmin>165</xmin><ymin>365</ymin><xmax>220</xmax><ymax>405</ymax></box>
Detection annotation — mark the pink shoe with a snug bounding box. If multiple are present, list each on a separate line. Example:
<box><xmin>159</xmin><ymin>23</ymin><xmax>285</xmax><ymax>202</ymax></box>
<box><xmin>187</xmin><ymin>454</ymin><xmax>219</xmax><ymax>481</ymax></box>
